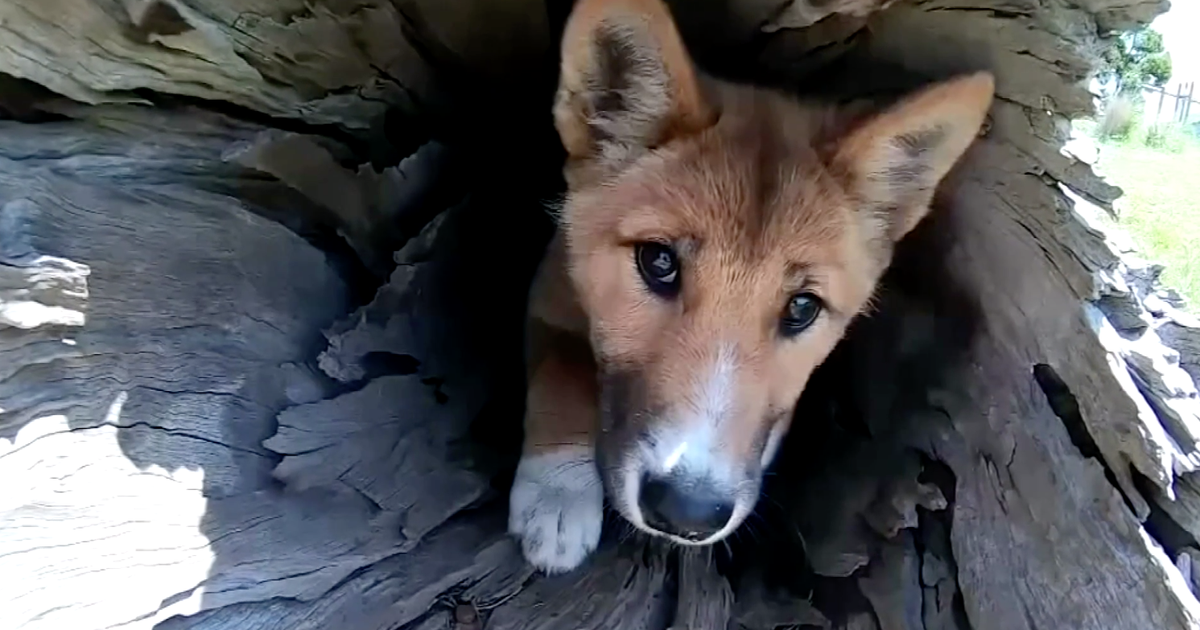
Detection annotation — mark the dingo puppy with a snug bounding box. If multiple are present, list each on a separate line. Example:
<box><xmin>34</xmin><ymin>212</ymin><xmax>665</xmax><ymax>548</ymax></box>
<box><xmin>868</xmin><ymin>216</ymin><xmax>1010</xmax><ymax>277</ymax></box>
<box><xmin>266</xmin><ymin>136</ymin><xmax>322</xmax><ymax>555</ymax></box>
<box><xmin>508</xmin><ymin>0</ymin><xmax>994</xmax><ymax>573</ymax></box>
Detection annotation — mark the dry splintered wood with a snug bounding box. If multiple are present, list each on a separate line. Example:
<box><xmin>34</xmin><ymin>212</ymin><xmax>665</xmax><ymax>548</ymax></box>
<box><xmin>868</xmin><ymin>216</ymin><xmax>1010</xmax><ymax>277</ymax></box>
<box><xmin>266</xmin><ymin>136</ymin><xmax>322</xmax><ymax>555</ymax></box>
<box><xmin>4</xmin><ymin>0</ymin><xmax>1200</xmax><ymax>629</ymax></box>
<box><xmin>0</xmin><ymin>104</ymin><xmax>362</xmax><ymax>628</ymax></box>
<box><xmin>0</xmin><ymin>0</ymin><xmax>551</xmax><ymax>129</ymax></box>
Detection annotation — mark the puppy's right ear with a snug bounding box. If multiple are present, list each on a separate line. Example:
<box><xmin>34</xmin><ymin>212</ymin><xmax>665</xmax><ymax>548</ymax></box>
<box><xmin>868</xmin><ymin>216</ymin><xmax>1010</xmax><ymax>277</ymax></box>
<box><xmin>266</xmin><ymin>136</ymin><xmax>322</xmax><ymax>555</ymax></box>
<box><xmin>555</xmin><ymin>0</ymin><xmax>714</xmax><ymax>170</ymax></box>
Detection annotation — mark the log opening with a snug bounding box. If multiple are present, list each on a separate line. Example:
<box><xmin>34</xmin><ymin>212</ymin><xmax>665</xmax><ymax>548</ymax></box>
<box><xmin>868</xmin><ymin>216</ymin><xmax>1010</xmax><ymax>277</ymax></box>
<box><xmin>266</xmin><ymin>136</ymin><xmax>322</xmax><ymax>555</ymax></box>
<box><xmin>3</xmin><ymin>0</ymin><xmax>1200</xmax><ymax>628</ymax></box>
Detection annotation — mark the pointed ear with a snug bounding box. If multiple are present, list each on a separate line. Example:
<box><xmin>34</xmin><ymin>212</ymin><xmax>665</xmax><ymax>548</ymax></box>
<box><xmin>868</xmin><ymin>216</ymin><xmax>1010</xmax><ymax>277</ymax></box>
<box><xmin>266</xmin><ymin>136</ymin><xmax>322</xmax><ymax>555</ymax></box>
<box><xmin>831</xmin><ymin>72</ymin><xmax>995</xmax><ymax>241</ymax></box>
<box><xmin>554</xmin><ymin>0</ymin><xmax>714</xmax><ymax>169</ymax></box>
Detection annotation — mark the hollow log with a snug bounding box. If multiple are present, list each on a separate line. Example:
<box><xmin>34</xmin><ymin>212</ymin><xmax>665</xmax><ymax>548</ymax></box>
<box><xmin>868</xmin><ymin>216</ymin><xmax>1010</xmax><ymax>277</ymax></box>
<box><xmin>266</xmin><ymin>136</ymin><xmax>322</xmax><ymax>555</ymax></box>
<box><xmin>2</xmin><ymin>0</ymin><xmax>1199</xmax><ymax>629</ymax></box>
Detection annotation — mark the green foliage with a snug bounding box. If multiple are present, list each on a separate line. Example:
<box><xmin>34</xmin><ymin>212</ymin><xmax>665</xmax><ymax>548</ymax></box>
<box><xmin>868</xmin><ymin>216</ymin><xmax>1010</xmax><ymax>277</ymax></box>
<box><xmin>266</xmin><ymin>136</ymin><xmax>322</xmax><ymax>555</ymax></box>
<box><xmin>1141</xmin><ymin>54</ymin><xmax>1173</xmax><ymax>87</ymax></box>
<box><xmin>1098</xmin><ymin>139</ymin><xmax>1200</xmax><ymax>310</ymax></box>
<box><xmin>1142</xmin><ymin>123</ymin><xmax>1189</xmax><ymax>152</ymax></box>
<box><xmin>1093</xmin><ymin>102</ymin><xmax>1192</xmax><ymax>152</ymax></box>
<box><xmin>1099</xmin><ymin>27</ymin><xmax>1174</xmax><ymax>95</ymax></box>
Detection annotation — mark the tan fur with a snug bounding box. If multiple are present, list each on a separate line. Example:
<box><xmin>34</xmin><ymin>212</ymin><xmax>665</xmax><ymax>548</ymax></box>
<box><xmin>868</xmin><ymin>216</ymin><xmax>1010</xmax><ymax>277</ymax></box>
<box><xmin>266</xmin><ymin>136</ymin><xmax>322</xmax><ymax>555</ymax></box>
<box><xmin>508</xmin><ymin>0</ymin><xmax>994</xmax><ymax>573</ymax></box>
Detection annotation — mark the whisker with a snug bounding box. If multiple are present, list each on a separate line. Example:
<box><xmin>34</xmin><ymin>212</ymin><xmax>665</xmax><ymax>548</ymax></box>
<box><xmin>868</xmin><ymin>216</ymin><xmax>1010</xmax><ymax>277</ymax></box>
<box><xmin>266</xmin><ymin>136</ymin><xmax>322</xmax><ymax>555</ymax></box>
<box><xmin>742</xmin><ymin>519</ymin><xmax>763</xmax><ymax>544</ymax></box>
<box><xmin>758</xmin><ymin>491</ymin><xmax>788</xmax><ymax>513</ymax></box>
<box><xmin>617</xmin><ymin>521</ymin><xmax>639</xmax><ymax>544</ymax></box>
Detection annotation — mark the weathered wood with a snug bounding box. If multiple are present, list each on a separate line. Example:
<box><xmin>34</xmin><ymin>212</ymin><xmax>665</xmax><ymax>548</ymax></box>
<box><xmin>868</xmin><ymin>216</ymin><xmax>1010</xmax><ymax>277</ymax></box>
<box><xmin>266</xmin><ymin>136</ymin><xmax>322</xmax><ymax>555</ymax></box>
<box><xmin>0</xmin><ymin>98</ymin><xmax>543</xmax><ymax>630</ymax></box>
<box><xmin>729</xmin><ymin>573</ymin><xmax>830</xmax><ymax>629</ymax></box>
<box><xmin>4</xmin><ymin>0</ymin><xmax>1200</xmax><ymax>628</ymax></box>
<box><xmin>0</xmin><ymin>103</ymin><xmax>364</xmax><ymax>628</ymax></box>
<box><xmin>673</xmin><ymin>549</ymin><xmax>735</xmax><ymax>630</ymax></box>
<box><xmin>1162</xmin><ymin>314</ymin><xmax>1200</xmax><ymax>386</ymax></box>
<box><xmin>858</xmin><ymin>532</ymin><xmax>924</xmax><ymax>630</ymax></box>
<box><xmin>0</xmin><ymin>0</ymin><xmax>550</xmax><ymax>129</ymax></box>
<box><xmin>227</xmin><ymin>133</ymin><xmax>459</xmax><ymax>278</ymax></box>
<box><xmin>486</xmin><ymin>547</ymin><xmax>671</xmax><ymax>629</ymax></box>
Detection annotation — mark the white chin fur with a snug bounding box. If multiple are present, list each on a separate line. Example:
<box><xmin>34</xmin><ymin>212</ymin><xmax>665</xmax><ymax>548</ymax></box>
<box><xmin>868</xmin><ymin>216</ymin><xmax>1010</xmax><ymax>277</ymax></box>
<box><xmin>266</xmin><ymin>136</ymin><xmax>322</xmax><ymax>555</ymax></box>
<box><xmin>508</xmin><ymin>446</ymin><xmax>604</xmax><ymax>574</ymax></box>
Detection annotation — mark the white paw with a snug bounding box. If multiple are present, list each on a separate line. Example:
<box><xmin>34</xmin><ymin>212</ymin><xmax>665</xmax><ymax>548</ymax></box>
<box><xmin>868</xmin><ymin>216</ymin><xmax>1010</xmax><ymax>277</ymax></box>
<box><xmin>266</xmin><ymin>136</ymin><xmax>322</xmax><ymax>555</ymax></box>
<box><xmin>508</xmin><ymin>447</ymin><xmax>604</xmax><ymax>574</ymax></box>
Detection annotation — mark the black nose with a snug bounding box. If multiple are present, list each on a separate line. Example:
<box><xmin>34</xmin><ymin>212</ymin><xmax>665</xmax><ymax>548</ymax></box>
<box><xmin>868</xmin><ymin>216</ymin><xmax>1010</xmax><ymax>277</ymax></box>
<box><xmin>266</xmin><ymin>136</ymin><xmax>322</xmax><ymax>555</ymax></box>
<box><xmin>638</xmin><ymin>472</ymin><xmax>735</xmax><ymax>541</ymax></box>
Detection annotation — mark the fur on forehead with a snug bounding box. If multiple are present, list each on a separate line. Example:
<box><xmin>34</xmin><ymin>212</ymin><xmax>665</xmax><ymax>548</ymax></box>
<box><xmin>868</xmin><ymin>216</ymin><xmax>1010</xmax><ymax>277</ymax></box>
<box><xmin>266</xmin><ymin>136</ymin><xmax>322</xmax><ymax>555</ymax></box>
<box><xmin>557</xmin><ymin>84</ymin><xmax>868</xmax><ymax>248</ymax></box>
<box><xmin>553</xmin><ymin>0</ymin><xmax>994</xmax><ymax>247</ymax></box>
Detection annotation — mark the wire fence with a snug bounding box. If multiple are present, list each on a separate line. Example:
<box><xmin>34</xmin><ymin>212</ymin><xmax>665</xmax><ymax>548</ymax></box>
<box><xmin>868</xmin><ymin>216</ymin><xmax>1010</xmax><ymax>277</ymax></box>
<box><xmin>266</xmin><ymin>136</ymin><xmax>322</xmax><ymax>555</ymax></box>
<box><xmin>1142</xmin><ymin>82</ymin><xmax>1198</xmax><ymax>127</ymax></box>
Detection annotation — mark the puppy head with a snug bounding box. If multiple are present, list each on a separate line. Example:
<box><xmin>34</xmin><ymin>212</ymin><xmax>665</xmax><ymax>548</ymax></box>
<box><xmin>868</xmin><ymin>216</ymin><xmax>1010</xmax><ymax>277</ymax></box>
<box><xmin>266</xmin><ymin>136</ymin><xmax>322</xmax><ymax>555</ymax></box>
<box><xmin>554</xmin><ymin>0</ymin><xmax>993</xmax><ymax>545</ymax></box>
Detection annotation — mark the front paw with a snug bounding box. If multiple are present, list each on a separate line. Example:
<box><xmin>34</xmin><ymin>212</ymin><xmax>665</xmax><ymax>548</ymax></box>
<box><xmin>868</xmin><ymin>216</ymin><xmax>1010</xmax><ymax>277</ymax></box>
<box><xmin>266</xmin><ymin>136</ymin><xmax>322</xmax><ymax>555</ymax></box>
<box><xmin>508</xmin><ymin>447</ymin><xmax>604</xmax><ymax>574</ymax></box>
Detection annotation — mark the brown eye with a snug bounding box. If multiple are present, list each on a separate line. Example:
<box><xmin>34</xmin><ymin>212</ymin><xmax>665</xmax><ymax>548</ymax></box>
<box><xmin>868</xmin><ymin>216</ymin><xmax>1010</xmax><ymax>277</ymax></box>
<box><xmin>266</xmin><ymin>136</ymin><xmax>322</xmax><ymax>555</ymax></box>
<box><xmin>781</xmin><ymin>293</ymin><xmax>822</xmax><ymax>336</ymax></box>
<box><xmin>635</xmin><ymin>242</ymin><xmax>680</xmax><ymax>297</ymax></box>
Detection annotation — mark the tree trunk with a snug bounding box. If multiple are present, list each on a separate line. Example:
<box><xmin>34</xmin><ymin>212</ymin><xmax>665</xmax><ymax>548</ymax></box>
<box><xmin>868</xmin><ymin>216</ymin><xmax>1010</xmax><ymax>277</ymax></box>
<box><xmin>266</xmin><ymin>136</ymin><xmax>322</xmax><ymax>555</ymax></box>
<box><xmin>2</xmin><ymin>0</ymin><xmax>1197</xmax><ymax>629</ymax></box>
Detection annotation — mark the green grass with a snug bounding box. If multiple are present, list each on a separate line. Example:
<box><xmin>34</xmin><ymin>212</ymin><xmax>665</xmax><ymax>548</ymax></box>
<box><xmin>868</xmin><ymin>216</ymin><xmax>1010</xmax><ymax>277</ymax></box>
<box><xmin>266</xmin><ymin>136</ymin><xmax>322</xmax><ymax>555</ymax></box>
<box><xmin>1095</xmin><ymin>136</ymin><xmax>1200</xmax><ymax>311</ymax></box>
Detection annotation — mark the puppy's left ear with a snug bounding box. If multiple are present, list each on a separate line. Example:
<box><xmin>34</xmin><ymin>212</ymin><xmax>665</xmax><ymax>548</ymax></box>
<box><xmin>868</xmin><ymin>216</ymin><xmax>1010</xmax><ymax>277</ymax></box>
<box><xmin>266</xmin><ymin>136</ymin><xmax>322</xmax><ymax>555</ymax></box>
<box><xmin>831</xmin><ymin>72</ymin><xmax>995</xmax><ymax>241</ymax></box>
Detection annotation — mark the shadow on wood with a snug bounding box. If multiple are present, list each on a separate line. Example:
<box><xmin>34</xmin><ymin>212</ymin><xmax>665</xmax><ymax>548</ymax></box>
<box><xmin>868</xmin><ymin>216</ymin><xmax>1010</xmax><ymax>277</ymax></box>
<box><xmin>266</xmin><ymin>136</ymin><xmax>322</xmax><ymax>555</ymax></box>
<box><xmin>3</xmin><ymin>0</ymin><xmax>1200</xmax><ymax>629</ymax></box>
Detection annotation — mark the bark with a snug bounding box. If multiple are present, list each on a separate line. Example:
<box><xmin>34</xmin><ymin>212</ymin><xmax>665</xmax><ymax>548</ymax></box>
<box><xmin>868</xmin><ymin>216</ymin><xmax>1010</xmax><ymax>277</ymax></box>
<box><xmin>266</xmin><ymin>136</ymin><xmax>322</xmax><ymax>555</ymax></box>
<box><xmin>2</xmin><ymin>0</ymin><xmax>1197</xmax><ymax>629</ymax></box>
